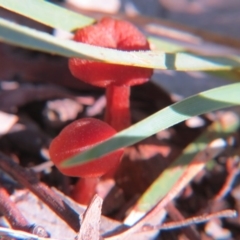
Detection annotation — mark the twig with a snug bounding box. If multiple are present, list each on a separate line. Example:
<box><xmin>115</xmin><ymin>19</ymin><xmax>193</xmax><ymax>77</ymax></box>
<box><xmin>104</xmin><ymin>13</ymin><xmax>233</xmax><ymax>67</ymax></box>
<box><xmin>0</xmin><ymin>186</ymin><xmax>30</xmax><ymax>231</ymax></box>
<box><xmin>29</xmin><ymin>161</ymin><xmax>54</xmax><ymax>173</ymax></box>
<box><xmin>0</xmin><ymin>83</ymin><xmax>77</xmax><ymax>112</ymax></box>
<box><xmin>0</xmin><ymin>152</ymin><xmax>80</xmax><ymax>232</ymax></box>
<box><xmin>104</xmin><ymin>138</ymin><xmax>227</xmax><ymax>239</ymax></box>
<box><xmin>0</xmin><ymin>227</ymin><xmax>52</xmax><ymax>240</ymax></box>
<box><xmin>215</xmin><ymin>168</ymin><xmax>240</xmax><ymax>201</ymax></box>
<box><xmin>214</xmin><ymin>156</ymin><xmax>240</xmax><ymax>201</ymax></box>
<box><xmin>165</xmin><ymin>202</ymin><xmax>200</xmax><ymax>240</ymax></box>
<box><xmin>141</xmin><ymin>209</ymin><xmax>237</xmax><ymax>232</ymax></box>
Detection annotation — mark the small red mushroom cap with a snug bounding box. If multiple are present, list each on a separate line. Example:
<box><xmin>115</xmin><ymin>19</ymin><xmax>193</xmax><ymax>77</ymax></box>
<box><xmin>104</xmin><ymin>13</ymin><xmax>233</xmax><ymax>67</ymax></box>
<box><xmin>49</xmin><ymin>118</ymin><xmax>124</xmax><ymax>178</ymax></box>
<box><xmin>69</xmin><ymin>17</ymin><xmax>153</xmax><ymax>88</ymax></box>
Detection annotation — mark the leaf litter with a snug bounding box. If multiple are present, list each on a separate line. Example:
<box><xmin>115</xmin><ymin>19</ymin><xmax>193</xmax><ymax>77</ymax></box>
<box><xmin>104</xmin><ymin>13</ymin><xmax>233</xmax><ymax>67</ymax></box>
<box><xmin>1</xmin><ymin>2</ymin><xmax>240</xmax><ymax>240</ymax></box>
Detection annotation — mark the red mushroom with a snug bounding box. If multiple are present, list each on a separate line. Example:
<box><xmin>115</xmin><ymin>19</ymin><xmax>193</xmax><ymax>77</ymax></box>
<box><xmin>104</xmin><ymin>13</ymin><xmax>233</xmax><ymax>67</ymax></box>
<box><xmin>49</xmin><ymin>118</ymin><xmax>124</xmax><ymax>204</ymax></box>
<box><xmin>50</xmin><ymin>18</ymin><xmax>152</xmax><ymax>204</ymax></box>
<box><xmin>69</xmin><ymin>17</ymin><xmax>153</xmax><ymax>131</ymax></box>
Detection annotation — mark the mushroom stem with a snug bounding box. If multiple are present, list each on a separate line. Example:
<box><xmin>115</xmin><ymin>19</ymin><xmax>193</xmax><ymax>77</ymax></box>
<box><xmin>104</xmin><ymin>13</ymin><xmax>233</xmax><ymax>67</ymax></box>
<box><xmin>105</xmin><ymin>85</ymin><xmax>131</xmax><ymax>131</ymax></box>
<box><xmin>71</xmin><ymin>177</ymin><xmax>99</xmax><ymax>205</ymax></box>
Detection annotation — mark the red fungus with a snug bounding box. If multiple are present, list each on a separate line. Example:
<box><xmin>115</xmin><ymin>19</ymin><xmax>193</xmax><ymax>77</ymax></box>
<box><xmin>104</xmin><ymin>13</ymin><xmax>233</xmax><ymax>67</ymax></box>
<box><xmin>51</xmin><ymin>18</ymin><xmax>152</xmax><ymax>204</ymax></box>
<box><xmin>49</xmin><ymin>118</ymin><xmax>124</xmax><ymax>204</ymax></box>
<box><xmin>69</xmin><ymin>17</ymin><xmax>153</xmax><ymax>131</ymax></box>
<box><xmin>49</xmin><ymin>118</ymin><xmax>123</xmax><ymax>178</ymax></box>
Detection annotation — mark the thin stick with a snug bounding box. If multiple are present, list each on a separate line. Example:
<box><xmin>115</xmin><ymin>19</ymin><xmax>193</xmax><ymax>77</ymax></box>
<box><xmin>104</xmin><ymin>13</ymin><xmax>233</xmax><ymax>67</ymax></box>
<box><xmin>105</xmin><ymin>138</ymin><xmax>227</xmax><ymax>239</ymax></box>
<box><xmin>214</xmin><ymin>166</ymin><xmax>240</xmax><ymax>201</ymax></box>
<box><xmin>141</xmin><ymin>209</ymin><xmax>237</xmax><ymax>232</ymax></box>
<box><xmin>165</xmin><ymin>203</ymin><xmax>200</xmax><ymax>240</ymax></box>
<box><xmin>0</xmin><ymin>227</ymin><xmax>52</xmax><ymax>240</ymax></box>
<box><xmin>0</xmin><ymin>152</ymin><xmax>80</xmax><ymax>232</ymax></box>
<box><xmin>0</xmin><ymin>186</ymin><xmax>30</xmax><ymax>231</ymax></box>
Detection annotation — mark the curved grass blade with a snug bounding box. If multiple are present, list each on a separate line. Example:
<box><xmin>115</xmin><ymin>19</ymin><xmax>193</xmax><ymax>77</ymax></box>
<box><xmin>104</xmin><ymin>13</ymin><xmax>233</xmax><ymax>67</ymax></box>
<box><xmin>0</xmin><ymin>0</ymin><xmax>95</xmax><ymax>31</ymax></box>
<box><xmin>148</xmin><ymin>36</ymin><xmax>185</xmax><ymax>53</ymax></box>
<box><xmin>124</xmin><ymin>112</ymin><xmax>240</xmax><ymax>225</ymax></box>
<box><xmin>206</xmin><ymin>69</ymin><xmax>240</xmax><ymax>81</ymax></box>
<box><xmin>1</xmin><ymin>18</ymin><xmax>240</xmax><ymax>71</ymax></box>
<box><xmin>61</xmin><ymin>83</ymin><xmax>240</xmax><ymax>168</ymax></box>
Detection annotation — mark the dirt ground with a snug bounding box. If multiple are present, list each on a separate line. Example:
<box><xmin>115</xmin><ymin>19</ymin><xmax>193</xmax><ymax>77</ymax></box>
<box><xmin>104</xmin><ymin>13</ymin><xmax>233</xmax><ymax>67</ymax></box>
<box><xmin>0</xmin><ymin>1</ymin><xmax>240</xmax><ymax>239</ymax></box>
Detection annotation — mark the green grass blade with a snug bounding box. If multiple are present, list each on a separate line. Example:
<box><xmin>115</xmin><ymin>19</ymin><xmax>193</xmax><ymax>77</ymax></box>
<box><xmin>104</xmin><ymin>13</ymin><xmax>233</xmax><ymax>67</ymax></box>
<box><xmin>1</xmin><ymin>18</ymin><xmax>240</xmax><ymax>71</ymax></box>
<box><xmin>148</xmin><ymin>36</ymin><xmax>185</xmax><ymax>53</ymax></box>
<box><xmin>206</xmin><ymin>69</ymin><xmax>240</xmax><ymax>81</ymax></box>
<box><xmin>61</xmin><ymin>83</ymin><xmax>240</xmax><ymax>168</ymax></box>
<box><xmin>0</xmin><ymin>0</ymin><xmax>94</xmax><ymax>31</ymax></box>
<box><xmin>127</xmin><ymin>113</ymin><xmax>239</xmax><ymax>218</ymax></box>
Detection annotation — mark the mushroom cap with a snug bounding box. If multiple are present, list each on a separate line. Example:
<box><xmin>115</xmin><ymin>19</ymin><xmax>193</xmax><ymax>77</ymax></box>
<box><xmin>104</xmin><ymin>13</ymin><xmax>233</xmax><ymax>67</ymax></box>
<box><xmin>69</xmin><ymin>17</ymin><xmax>153</xmax><ymax>88</ymax></box>
<box><xmin>49</xmin><ymin>118</ymin><xmax>124</xmax><ymax>178</ymax></box>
